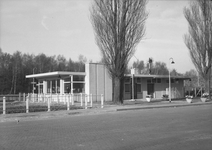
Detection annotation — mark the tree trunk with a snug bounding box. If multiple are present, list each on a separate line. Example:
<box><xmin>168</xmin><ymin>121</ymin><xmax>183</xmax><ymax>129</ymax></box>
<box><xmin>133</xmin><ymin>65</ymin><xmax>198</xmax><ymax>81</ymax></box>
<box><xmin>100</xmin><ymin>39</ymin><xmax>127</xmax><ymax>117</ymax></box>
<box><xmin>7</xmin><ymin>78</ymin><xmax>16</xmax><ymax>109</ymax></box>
<box><xmin>113</xmin><ymin>77</ymin><xmax>123</xmax><ymax>104</ymax></box>
<box><xmin>208</xmin><ymin>67</ymin><xmax>211</xmax><ymax>100</ymax></box>
<box><xmin>203</xmin><ymin>73</ymin><xmax>210</xmax><ymax>94</ymax></box>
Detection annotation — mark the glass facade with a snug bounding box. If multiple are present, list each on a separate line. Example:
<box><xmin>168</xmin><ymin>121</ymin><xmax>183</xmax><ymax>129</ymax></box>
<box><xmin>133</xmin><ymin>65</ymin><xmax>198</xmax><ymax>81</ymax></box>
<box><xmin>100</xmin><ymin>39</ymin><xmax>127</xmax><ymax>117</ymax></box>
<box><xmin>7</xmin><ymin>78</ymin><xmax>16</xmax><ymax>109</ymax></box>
<box><xmin>39</xmin><ymin>75</ymin><xmax>85</xmax><ymax>94</ymax></box>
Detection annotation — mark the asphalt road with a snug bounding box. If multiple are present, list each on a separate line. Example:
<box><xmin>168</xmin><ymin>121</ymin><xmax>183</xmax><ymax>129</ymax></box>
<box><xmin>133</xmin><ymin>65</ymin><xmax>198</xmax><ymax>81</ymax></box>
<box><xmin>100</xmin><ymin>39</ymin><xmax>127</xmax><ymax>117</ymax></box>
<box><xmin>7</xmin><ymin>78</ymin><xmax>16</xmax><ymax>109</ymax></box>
<box><xmin>0</xmin><ymin>105</ymin><xmax>212</xmax><ymax>150</ymax></box>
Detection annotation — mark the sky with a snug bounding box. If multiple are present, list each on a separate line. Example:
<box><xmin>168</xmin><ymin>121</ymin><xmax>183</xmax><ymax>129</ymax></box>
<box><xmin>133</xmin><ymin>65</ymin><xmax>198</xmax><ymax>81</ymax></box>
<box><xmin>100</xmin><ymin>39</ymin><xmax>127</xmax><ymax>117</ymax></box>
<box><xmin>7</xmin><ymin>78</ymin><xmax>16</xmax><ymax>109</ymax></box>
<box><xmin>0</xmin><ymin>0</ymin><xmax>195</xmax><ymax>74</ymax></box>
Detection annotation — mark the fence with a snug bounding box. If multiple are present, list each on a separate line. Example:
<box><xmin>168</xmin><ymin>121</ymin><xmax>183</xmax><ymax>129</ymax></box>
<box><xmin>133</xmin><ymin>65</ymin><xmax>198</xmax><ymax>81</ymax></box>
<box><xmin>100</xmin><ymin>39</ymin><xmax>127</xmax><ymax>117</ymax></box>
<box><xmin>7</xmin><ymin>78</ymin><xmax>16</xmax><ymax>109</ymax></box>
<box><xmin>0</xmin><ymin>93</ymin><xmax>104</xmax><ymax>115</ymax></box>
<box><xmin>0</xmin><ymin>93</ymin><xmax>26</xmax><ymax>102</ymax></box>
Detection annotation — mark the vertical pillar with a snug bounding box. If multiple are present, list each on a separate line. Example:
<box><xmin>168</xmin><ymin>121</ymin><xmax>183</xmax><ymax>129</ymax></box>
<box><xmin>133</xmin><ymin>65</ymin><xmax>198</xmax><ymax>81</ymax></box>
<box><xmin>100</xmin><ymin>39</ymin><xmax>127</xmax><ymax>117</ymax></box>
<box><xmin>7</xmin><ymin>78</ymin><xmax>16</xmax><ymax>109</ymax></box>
<box><xmin>43</xmin><ymin>80</ymin><xmax>47</xmax><ymax>94</ymax></box>
<box><xmin>19</xmin><ymin>93</ymin><xmax>21</xmax><ymax>101</ymax></box>
<box><xmin>70</xmin><ymin>75</ymin><xmax>73</xmax><ymax>94</ymax></box>
<box><xmin>23</xmin><ymin>93</ymin><xmax>25</xmax><ymax>101</ymax></box>
<box><xmin>57</xmin><ymin>93</ymin><xmax>59</xmax><ymax>103</ymax></box>
<box><xmin>26</xmin><ymin>96</ymin><xmax>29</xmax><ymax>113</ymax></box>
<box><xmin>55</xmin><ymin>80</ymin><xmax>57</xmax><ymax>94</ymax></box>
<box><xmin>3</xmin><ymin>97</ymin><xmax>6</xmax><ymax>115</ymax></box>
<box><xmin>71</xmin><ymin>93</ymin><xmax>74</xmax><ymax>105</ymax></box>
<box><xmin>48</xmin><ymin>96</ymin><xmax>50</xmax><ymax>112</ymax></box>
<box><xmin>132</xmin><ymin>74</ymin><xmax>134</xmax><ymax>100</ymax></box>
<box><xmin>85</xmin><ymin>94</ymin><xmax>87</xmax><ymax>109</ymax></box>
<box><xmin>80</xmin><ymin>93</ymin><xmax>83</xmax><ymax>107</ymax></box>
<box><xmin>50</xmin><ymin>80</ymin><xmax>52</xmax><ymax>94</ymax></box>
<box><xmin>60</xmin><ymin>79</ymin><xmax>64</xmax><ymax>94</ymax></box>
<box><xmin>101</xmin><ymin>94</ymin><xmax>104</xmax><ymax>108</ymax></box>
<box><xmin>90</xmin><ymin>94</ymin><xmax>93</xmax><ymax>107</ymax></box>
<box><xmin>67</xmin><ymin>94</ymin><xmax>70</xmax><ymax>111</ymax></box>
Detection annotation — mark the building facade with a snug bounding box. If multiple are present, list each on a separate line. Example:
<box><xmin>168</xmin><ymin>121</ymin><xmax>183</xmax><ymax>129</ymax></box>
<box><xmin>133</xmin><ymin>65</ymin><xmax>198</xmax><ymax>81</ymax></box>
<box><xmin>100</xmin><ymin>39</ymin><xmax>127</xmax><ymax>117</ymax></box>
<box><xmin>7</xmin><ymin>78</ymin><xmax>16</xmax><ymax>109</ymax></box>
<box><xmin>26</xmin><ymin>63</ymin><xmax>189</xmax><ymax>101</ymax></box>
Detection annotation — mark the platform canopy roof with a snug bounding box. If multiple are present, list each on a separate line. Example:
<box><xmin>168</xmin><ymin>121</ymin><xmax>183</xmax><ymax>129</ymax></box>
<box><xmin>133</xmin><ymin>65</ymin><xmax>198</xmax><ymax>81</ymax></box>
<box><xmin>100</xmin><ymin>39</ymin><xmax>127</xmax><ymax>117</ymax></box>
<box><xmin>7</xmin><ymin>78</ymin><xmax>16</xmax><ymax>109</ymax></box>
<box><xmin>125</xmin><ymin>74</ymin><xmax>190</xmax><ymax>80</ymax></box>
<box><xmin>26</xmin><ymin>71</ymin><xmax>86</xmax><ymax>80</ymax></box>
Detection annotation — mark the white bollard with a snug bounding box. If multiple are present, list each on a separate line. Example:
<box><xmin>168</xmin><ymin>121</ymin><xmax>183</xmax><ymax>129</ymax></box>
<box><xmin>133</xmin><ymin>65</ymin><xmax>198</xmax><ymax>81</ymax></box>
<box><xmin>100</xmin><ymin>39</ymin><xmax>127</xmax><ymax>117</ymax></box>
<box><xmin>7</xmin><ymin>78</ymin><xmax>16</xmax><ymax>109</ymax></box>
<box><xmin>26</xmin><ymin>96</ymin><xmax>29</xmax><ymax>113</ymax></box>
<box><xmin>80</xmin><ymin>93</ymin><xmax>83</xmax><ymax>107</ymax></box>
<box><xmin>57</xmin><ymin>93</ymin><xmax>59</xmax><ymax>103</ymax></box>
<box><xmin>47</xmin><ymin>97</ymin><xmax>50</xmax><ymax>112</ymax></box>
<box><xmin>67</xmin><ymin>94</ymin><xmax>70</xmax><ymax>111</ymax></box>
<box><xmin>71</xmin><ymin>94</ymin><xmax>74</xmax><ymax>105</ymax></box>
<box><xmin>85</xmin><ymin>95</ymin><xmax>88</xmax><ymax>109</ymax></box>
<box><xmin>101</xmin><ymin>94</ymin><xmax>104</xmax><ymax>108</ymax></box>
<box><xmin>90</xmin><ymin>94</ymin><xmax>93</xmax><ymax>108</ymax></box>
<box><xmin>3</xmin><ymin>97</ymin><xmax>6</xmax><ymax>115</ymax></box>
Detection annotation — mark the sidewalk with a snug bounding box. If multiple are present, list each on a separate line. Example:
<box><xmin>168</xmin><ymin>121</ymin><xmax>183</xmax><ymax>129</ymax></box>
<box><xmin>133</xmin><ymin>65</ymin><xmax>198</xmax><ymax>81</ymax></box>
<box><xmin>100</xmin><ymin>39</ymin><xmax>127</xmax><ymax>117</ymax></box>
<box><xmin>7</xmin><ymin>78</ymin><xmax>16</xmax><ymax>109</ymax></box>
<box><xmin>1</xmin><ymin>98</ymin><xmax>212</xmax><ymax>123</ymax></box>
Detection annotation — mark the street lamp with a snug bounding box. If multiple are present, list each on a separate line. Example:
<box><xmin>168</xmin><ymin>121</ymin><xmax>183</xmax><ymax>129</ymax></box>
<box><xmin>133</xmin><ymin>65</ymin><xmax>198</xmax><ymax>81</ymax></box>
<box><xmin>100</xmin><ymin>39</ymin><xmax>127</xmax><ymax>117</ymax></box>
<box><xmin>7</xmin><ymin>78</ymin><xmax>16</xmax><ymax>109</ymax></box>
<box><xmin>32</xmin><ymin>68</ymin><xmax>36</xmax><ymax>102</ymax></box>
<box><xmin>169</xmin><ymin>58</ymin><xmax>175</xmax><ymax>103</ymax></box>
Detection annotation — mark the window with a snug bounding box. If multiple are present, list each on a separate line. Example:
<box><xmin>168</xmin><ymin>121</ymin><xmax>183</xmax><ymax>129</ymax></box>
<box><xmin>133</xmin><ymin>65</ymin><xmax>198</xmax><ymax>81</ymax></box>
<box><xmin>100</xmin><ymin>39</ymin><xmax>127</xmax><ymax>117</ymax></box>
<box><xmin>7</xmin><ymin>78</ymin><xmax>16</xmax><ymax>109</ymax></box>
<box><xmin>125</xmin><ymin>84</ymin><xmax>130</xmax><ymax>92</ymax></box>
<box><xmin>157</xmin><ymin>78</ymin><xmax>161</xmax><ymax>83</ymax></box>
<box><xmin>73</xmin><ymin>83</ymin><xmax>85</xmax><ymax>93</ymax></box>
<box><xmin>152</xmin><ymin>78</ymin><xmax>156</xmax><ymax>83</ymax></box>
<box><xmin>73</xmin><ymin>75</ymin><xmax>85</xmax><ymax>81</ymax></box>
<box><xmin>137</xmin><ymin>84</ymin><xmax>141</xmax><ymax>92</ymax></box>
<box><xmin>125</xmin><ymin>78</ymin><xmax>130</xmax><ymax>83</ymax></box>
<box><xmin>171</xmin><ymin>79</ymin><xmax>175</xmax><ymax>83</ymax></box>
<box><xmin>137</xmin><ymin>78</ymin><xmax>141</xmax><ymax>83</ymax></box>
<box><xmin>147</xmin><ymin>79</ymin><xmax>152</xmax><ymax>83</ymax></box>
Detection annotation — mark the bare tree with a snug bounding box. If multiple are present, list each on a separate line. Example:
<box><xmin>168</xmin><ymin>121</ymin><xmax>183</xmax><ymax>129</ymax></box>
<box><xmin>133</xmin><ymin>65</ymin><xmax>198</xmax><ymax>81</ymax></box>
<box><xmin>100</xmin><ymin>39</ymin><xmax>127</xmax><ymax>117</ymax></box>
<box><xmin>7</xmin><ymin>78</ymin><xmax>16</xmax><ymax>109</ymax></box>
<box><xmin>90</xmin><ymin>0</ymin><xmax>148</xmax><ymax>103</ymax></box>
<box><xmin>184</xmin><ymin>0</ymin><xmax>212</xmax><ymax>99</ymax></box>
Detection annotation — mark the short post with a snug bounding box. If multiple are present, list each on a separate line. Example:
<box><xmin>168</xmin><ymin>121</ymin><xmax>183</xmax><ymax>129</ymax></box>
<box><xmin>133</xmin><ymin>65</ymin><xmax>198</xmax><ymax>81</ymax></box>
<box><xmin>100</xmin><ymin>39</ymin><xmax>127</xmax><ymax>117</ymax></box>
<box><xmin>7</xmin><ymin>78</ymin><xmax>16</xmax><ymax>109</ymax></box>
<box><xmin>57</xmin><ymin>93</ymin><xmax>59</xmax><ymax>103</ymax></box>
<box><xmin>101</xmin><ymin>94</ymin><xmax>104</xmax><ymax>108</ymax></box>
<box><xmin>47</xmin><ymin>97</ymin><xmax>50</xmax><ymax>112</ymax></box>
<box><xmin>23</xmin><ymin>93</ymin><xmax>25</xmax><ymax>101</ymax></box>
<box><xmin>33</xmin><ymin>93</ymin><xmax>35</xmax><ymax>103</ymax></box>
<box><xmin>50</xmin><ymin>93</ymin><xmax>52</xmax><ymax>104</ymax></box>
<box><xmin>90</xmin><ymin>94</ymin><xmax>93</xmax><ymax>108</ymax></box>
<box><xmin>85</xmin><ymin>94</ymin><xmax>87</xmax><ymax>109</ymax></box>
<box><xmin>64</xmin><ymin>94</ymin><xmax>66</xmax><ymax>104</ymax></box>
<box><xmin>3</xmin><ymin>97</ymin><xmax>6</xmax><ymax>115</ymax></box>
<box><xmin>71</xmin><ymin>94</ymin><xmax>74</xmax><ymax>105</ymax></box>
<box><xmin>67</xmin><ymin>94</ymin><xmax>70</xmax><ymax>111</ymax></box>
<box><xmin>80</xmin><ymin>93</ymin><xmax>83</xmax><ymax>107</ymax></box>
<box><xmin>19</xmin><ymin>93</ymin><xmax>21</xmax><ymax>101</ymax></box>
<box><xmin>26</xmin><ymin>96</ymin><xmax>29</xmax><ymax>113</ymax></box>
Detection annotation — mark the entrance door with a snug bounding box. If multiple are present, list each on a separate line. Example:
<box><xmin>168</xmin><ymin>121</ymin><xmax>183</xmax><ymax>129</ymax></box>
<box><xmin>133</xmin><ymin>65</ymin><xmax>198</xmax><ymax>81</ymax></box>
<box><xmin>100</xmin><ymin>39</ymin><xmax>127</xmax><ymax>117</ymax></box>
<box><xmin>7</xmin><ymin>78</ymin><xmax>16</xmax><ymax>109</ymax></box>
<box><xmin>147</xmin><ymin>83</ymin><xmax>154</xmax><ymax>97</ymax></box>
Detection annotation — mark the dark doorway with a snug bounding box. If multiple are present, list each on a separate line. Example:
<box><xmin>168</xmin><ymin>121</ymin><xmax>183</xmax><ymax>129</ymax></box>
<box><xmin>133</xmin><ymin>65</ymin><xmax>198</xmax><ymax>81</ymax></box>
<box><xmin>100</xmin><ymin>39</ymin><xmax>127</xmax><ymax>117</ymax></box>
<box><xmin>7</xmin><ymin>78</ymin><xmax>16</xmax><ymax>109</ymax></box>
<box><xmin>147</xmin><ymin>83</ymin><xmax>154</xmax><ymax>96</ymax></box>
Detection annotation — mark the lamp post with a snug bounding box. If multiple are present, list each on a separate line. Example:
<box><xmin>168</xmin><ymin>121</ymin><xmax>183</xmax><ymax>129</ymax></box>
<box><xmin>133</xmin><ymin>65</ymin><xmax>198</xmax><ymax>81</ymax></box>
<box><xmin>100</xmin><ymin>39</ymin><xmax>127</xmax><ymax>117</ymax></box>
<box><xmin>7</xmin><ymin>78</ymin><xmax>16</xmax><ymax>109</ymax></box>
<box><xmin>169</xmin><ymin>58</ymin><xmax>175</xmax><ymax>103</ymax></box>
<box><xmin>32</xmin><ymin>68</ymin><xmax>36</xmax><ymax>102</ymax></box>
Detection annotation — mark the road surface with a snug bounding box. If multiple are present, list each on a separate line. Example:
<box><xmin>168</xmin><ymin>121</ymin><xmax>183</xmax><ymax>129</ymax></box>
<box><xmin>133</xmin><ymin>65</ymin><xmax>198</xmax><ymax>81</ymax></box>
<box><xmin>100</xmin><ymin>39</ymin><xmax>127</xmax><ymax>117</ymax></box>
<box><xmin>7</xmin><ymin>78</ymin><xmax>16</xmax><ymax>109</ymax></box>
<box><xmin>0</xmin><ymin>105</ymin><xmax>212</xmax><ymax>150</ymax></box>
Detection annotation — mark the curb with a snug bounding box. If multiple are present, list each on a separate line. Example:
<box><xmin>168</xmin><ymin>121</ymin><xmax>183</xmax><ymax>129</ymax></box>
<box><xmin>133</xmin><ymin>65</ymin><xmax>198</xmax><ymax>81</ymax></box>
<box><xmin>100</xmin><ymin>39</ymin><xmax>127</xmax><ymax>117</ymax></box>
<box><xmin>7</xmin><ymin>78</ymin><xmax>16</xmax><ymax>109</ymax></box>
<box><xmin>1</xmin><ymin>101</ymin><xmax>212</xmax><ymax>123</ymax></box>
<box><xmin>116</xmin><ymin>102</ymin><xmax>212</xmax><ymax>111</ymax></box>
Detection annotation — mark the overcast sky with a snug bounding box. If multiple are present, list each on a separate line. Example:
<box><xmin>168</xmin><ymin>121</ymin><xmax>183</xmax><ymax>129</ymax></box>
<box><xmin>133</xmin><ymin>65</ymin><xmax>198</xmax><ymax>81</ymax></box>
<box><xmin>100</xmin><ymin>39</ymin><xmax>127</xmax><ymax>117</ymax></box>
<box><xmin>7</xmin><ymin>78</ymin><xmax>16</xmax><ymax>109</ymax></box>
<box><xmin>0</xmin><ymin>0</ymin><xmax>195</xmax><ymax>73</ymax></box>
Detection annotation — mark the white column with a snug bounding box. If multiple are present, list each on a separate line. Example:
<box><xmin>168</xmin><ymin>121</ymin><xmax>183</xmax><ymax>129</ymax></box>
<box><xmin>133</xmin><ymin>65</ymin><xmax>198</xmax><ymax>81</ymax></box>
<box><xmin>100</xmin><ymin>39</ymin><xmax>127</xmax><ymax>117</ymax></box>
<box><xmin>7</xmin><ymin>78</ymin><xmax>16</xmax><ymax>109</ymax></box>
<box><xmin>43</xmin><ymin>81</ymin><xmax>47</xmax><ymax>94</ymax></box>
<box><xmin>60</xmin><ymin>79</ymin><xmax>64</xmax><ymax>94</ymax></box>
<box><xmin>3</xmin><ymin>97</ymin><xmax>6</xmax><ymax>115</ymax></box>
<box><xmin>50</xmin><ymin>80</ymin><xmax>52</xmax><ymax>94</ymax></box>
<box><xmin>70</xmin><ymin>75</ymin><xmax>73</xmax><ymax>94</ymax></box>
<box><xmin>55</xmin><ymin>80</ymin><xmax>57</xmax><ymax>94</ymax></box>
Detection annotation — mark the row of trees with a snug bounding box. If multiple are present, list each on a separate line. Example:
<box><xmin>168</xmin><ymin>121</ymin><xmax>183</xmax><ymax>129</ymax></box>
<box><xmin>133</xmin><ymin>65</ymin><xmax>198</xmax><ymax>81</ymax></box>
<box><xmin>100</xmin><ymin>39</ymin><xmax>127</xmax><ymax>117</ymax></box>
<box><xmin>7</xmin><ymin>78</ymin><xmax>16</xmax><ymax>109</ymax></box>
<box><xmin>0</xmin><ymin>48</ymin><xmax>88</xmax><ymax>94</ymax></box>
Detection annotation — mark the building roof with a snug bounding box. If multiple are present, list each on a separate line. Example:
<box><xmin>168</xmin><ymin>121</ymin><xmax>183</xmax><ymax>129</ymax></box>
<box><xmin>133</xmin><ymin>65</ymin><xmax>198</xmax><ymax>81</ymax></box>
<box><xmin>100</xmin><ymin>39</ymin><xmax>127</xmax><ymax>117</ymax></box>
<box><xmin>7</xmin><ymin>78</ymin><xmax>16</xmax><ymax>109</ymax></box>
<box><xmin>125</xmin><ymin>74</ymin><xmax>190</xmax><ymax>80</ymax></box>
<box><xmin>26</xmin><ymin>71</ymin><xmax>86</xmax><ymax>79</ymax></box>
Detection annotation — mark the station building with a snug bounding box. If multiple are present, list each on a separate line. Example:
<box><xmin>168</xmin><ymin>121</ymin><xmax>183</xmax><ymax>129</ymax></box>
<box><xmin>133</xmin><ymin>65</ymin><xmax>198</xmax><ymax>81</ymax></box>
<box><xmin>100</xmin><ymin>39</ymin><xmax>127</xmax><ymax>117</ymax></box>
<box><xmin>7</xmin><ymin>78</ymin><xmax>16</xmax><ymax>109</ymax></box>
<box><xmin>26</xmin><ymin>63</ymin><xmax>189</xmax><ymax>101</ymax></box>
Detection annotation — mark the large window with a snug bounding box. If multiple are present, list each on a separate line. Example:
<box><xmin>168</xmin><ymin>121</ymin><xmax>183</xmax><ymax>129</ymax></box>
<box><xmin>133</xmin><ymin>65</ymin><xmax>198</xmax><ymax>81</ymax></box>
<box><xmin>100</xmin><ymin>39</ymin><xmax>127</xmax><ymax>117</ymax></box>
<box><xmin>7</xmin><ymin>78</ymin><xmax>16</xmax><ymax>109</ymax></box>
<box><xmin>137</xmin><ymin>84</ymin><xmax>141</xmax><ymax>93</ymax></box>
<box><xmin>73</xmin><ymin>75</ymin><xmax>84</xmax><ymax>81</ymax></box>
<box><xmin>73</xmin><ymin>83</ymin><xmax>85</xmax><ymax>93</ymax></box>
<box><xmin>64</xmin><ymin>83</ymin><xmax>71</xmax><ymax>93</ymax></box>
<box><xmin>125</xmin><ymin>84</ymin><xmax>130</xmax><ymax>92</ymax></box>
